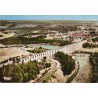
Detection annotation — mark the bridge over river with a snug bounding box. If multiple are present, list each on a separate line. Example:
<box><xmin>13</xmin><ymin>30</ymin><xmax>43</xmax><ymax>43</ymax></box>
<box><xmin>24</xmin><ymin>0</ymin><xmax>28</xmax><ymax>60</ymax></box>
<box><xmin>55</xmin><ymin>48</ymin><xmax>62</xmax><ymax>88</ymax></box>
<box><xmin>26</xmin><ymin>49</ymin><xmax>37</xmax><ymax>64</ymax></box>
<box><xmin>0</xmin><ymin>40</ymin><xmax>87</xmax><ymax>66</ymax></box>
<box><xmin>20</xmin><ymin>40</ymin><xmax>87</xmax><ymax>63</ymax></box>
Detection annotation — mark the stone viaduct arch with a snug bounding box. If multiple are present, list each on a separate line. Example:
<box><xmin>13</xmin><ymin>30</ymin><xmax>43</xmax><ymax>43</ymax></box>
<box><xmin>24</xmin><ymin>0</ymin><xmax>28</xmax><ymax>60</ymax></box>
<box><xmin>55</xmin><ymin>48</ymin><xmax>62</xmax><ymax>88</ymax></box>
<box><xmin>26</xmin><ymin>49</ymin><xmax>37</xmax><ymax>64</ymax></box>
<box><xmin>21</xmin><ymin>40</ymin><xmax>87</xmax><ymax>63</ymax></box>
<box><xmin>0</xmin><ymin>40</ymin><xmax>87</xmax><ymax>66</ymax></box>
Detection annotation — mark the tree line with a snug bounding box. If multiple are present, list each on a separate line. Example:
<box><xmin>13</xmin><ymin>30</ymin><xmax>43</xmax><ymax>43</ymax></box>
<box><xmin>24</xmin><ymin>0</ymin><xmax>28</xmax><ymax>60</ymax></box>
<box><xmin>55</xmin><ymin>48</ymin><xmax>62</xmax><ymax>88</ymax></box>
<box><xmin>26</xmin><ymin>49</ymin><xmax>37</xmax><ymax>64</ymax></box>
<box><xmin>0</xmin><ymin>36</ymin><xmax>72</xmax><ymax>46</ymax></box>
<box><xmin>83</xmin><ymin>43</ymin><xmax>98</xmax><ymax>48</ymax></box>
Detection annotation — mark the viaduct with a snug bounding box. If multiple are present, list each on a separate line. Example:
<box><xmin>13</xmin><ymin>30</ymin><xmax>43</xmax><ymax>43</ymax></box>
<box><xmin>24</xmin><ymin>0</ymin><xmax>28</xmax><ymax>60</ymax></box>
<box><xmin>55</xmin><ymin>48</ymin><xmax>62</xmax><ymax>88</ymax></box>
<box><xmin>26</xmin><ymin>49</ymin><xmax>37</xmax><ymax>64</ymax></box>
<box><xmin>0</xmin><ymin>40</ymin><xmax>87</xmax><ymax>67</ymax></box>
<box><xmin>20</xmin><ymin>40</ymin><xmax>87</xmax><ymax>63</ymax></box>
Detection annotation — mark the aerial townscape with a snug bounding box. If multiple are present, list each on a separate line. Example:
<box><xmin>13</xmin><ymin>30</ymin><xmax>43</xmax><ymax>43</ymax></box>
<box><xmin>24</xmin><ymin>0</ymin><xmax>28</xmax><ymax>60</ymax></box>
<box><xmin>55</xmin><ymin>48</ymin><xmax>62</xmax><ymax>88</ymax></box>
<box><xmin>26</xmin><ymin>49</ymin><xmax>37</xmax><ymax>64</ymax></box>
<box><xmin>0</xmin><ymin>15</ymin><xmax>98</xmax><ymax>83</ymax></box>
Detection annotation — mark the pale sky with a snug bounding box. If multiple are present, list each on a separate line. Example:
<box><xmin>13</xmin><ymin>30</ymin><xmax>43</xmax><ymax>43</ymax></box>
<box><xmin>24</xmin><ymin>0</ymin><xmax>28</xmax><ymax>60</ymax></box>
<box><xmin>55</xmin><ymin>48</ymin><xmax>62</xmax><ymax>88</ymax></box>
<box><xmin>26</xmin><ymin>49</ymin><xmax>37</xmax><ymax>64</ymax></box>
<box><xmin>0</xmin><ymin>15</ymin><xmax>98</xmax><ymax>21</ymax></box>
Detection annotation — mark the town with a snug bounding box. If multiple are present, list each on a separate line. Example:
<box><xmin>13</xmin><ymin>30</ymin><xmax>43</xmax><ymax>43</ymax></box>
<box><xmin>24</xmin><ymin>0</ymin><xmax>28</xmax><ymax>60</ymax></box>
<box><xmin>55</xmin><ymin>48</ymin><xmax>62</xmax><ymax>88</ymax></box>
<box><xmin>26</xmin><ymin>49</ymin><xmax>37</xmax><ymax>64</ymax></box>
<box><xmin>0</xmin><ymin>20</ymin><xmax>98</xmax><ymax>83</ymax></box>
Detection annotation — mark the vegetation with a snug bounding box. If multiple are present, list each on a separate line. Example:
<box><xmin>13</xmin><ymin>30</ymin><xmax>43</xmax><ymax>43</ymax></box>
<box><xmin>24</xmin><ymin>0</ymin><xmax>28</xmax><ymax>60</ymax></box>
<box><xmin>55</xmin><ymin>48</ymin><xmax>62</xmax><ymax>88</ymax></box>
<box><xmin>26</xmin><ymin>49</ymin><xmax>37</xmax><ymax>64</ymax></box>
<box><xmin>0</xmin><ymin>35</ymin><xmax>3</xmax><ymax>37</ymax></box>
<box><xmin>83</xmin><ymin>43</ymin><xmax>98</xmax><ymax>48</ymax></box>
<box><xmin>27</xmin><ymin>47</ymin><xmax>47</xmax><ymax>53</ymax></box>
<box><xmin>67</xmin><ymin>62</ymin><xmax>79</xmax><ymax>83</ymax></box>
<box><xmin>0</xmin><ymin>35</ymin><xmax>45</xmax><ymax>44</ymax></box>
<box><xmin>54</xmin><ymin>51</ymin><xmax>75</xmax><ymax>75</ymax></box>
<box><xmin>45</xmin><ymin>26</ymin><xmax>79</xmax><ymax>33</ymax></box>
<box><xmin>0</xmin><ymin>61</ymin><xmax>40</xmax><ymax>82</ymax></box>
<box><xmin>89</xmin><ymin>31</ymin><xmax>96</xmax><ymax>35</ymax></box>
<box><xmin>43</xmin><ymin>71</ymin><xmax>56</xmax><ymax>83</ymax></box>
<box><xmin>59</xmin><ymin>41</ymin><xmax>72</xmax><ymax>46</ymax></box>
<box><xmin>0</xmin><ymin>20</ymin><xmax>9</xmax><ymax>26</ymax></box>
<box><xmin>78</xmin><ymin>51</ymin><xmax>92</xmax><ymax>54</ymax></box>
<box><xmin>0</xmin><ymin>36</ymin><xmax>72</xmax><ymax>46</ymax></box>
<box><xmin>92</xmin><ymin>37</ymin><xmax>98</xmax><ymax>42</ymax></box>
<box><xmin>0</xmin><ymin>56</ymin><xmax>21</xmax><ymax>64</ymax></box>
<box><xmin>89</xmin><ymin>52</ymin><xmax>98</xmax><ymax>83</ymax></box>
<box><xmin>45</xmin><ymin>63</ymin><xmax>51</xmax><ymax>68</ymax></box>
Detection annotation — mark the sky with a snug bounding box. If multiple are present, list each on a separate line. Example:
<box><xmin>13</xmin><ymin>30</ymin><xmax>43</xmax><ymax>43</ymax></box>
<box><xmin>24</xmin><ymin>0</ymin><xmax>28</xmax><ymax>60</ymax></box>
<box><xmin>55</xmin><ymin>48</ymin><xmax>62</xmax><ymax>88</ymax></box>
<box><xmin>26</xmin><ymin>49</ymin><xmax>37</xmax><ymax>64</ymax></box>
<box><xmin>0</xmin><ymin>15</ymin><xmax>98</xmax><ymax>21</ymax></box>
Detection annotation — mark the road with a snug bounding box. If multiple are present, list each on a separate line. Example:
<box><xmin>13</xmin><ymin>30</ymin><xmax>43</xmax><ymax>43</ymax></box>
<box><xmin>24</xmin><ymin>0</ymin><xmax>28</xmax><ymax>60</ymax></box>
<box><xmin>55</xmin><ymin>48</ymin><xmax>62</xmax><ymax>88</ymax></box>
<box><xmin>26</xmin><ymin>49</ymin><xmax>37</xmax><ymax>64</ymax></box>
<box><xmin>37</xmin><ymin>65</ymin><xmax>58</xmax><ymax>83</ymax></box>
<box><xmin>55</xmin><ymin>70</ymin><xmax>66</xmax><ymax>83</ymax></box>
<box><xmin>71</xmin><ymin>54</ymin><xmax>93</xmax><ymax>83</ymax></box>
<box><xmin>34</xmin><ymin>59</ymin><xmax>60</xmax><ymax>83</ymax></box>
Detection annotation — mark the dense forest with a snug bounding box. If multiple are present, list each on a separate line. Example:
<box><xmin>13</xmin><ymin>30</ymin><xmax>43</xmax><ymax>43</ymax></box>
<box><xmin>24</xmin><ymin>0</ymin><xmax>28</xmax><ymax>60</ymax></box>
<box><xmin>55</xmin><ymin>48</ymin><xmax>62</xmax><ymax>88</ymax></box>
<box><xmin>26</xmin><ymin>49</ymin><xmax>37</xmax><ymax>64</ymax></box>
<box><xmin>54</xmin><ymin>51</ymin><xmax>75</xmax><ymax>75</ymax></box>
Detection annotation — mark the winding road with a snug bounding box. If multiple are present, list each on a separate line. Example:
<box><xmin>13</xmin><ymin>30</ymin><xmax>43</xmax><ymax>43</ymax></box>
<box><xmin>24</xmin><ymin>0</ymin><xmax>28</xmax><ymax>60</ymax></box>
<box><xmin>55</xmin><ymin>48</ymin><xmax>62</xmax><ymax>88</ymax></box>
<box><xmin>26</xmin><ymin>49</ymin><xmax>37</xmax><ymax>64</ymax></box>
<box><xmin>34</xmin><ymin>59</ymin><xmax>60</xmax><ymax>83</ymax></box>
<box><xmin>37</xmin><ymin>65</ymin><xmax>58</xmax><ymax>83</ymax></box>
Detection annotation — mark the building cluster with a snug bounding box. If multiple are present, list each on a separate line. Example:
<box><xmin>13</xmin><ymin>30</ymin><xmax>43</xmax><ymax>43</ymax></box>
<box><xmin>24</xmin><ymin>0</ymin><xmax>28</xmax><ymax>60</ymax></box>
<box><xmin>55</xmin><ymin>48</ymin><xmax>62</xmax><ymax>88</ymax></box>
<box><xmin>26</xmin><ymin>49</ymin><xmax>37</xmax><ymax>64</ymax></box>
<box><xmin>45</xmin><ymin>29</ymin><xmax>90</xmax><ymax>42</ymax></box>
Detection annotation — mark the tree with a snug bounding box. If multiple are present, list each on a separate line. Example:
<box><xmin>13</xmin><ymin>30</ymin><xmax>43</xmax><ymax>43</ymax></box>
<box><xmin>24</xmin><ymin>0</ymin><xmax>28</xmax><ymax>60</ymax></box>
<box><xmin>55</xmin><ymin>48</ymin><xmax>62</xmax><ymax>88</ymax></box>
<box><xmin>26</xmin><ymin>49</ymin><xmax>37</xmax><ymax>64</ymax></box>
<box><xmin>0</xmin><ymin>60</ymin><xmax>40</xmax><ymax>82</ymax></box>
<box><xmin>43</xmin><ymin>56</ymin><xmax>46</xmax><ymax>62</ymax></box>
<box><xmin>54</xmin><ymin>51</ymin><xmax>75</xmax><ymax>75</ymax></box>
<box><xmin>23</xmin><ymin>73</ymin><xmax>29</xmax><ymax>82</ymax></box>
<box><xmin>90</xmin><ymin>31</ymin><xmax>96</xmax><ymax>35</ymax></box>
<box><xmin>13</xmin><ymin>72</ymin><xmax>23</xmax><ymax>82</ymax></box>
<box><xmin>39</xmin><ymin>46</ymin><xmax>42</xmax><ymax>49</ymax></box>
<box><xmin>83</xmin><ymin>43</ymin><xmax>91</xmax><ymax>48</ymax></box>
<box><xmin>45</xmin><ymin>63</ymin><xmax>51</xmax><ymax>68</ymax></box>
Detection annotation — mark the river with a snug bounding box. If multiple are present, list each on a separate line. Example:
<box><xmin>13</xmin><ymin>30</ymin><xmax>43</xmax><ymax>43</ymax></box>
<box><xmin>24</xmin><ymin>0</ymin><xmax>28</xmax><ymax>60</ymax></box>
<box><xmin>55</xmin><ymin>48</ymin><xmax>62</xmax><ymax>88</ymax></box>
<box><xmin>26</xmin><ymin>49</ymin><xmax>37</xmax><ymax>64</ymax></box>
<box><xmin>72</xmin><ymin>54</ymin><xmax>93</xmax><ymax>83</ymax></box>
<box><xmin>27</xmin><ymin>44</ymin><xmax>60</xmax><ymax>49</ymax></box>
